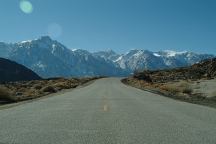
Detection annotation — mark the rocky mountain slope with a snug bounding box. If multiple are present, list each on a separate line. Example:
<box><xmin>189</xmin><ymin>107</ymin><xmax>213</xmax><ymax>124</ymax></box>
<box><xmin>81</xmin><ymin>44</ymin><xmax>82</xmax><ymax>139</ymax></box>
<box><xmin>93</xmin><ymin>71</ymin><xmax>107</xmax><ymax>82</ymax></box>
<box><xmin>132</xmin><ymin>58</ymin><xmax>216</xmax><ymax>83</ymax></box>
<box><xmin>1</xmin><ymin>36</ymin><xmax>126</xmax><ymax>78</ymax></box>
<box><xmin>96</xmin><ymin>49</ymin><xmax>214</xmax><ymax>71</ymax></box>
<box><xmin>0</xmin><ymin>58</ymin><xmax>41</xmax><ymax>82</ymax></box>
<box><xmin>0</xmin><ymin>36</ymin><xmax>214</xmax><ymax>78</ymax></box>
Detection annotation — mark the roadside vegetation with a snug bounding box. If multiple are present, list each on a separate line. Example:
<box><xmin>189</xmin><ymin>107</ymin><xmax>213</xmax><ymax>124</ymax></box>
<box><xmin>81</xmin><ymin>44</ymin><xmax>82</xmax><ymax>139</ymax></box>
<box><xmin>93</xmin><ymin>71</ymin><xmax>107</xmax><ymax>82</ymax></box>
<box><xmin>122</xmin><ymin>78</ymin><xmax>216</xmax><ymax>108</ymax></box>
<box><xmin>160</xmin><ymin>81</ymin><xmax>193</xmax><ymax>94</ymax></box>
<box><xmin>0</xmin><ymin>77</ymin><xmax>100</xmax><ymax>104</ymax></box>
<box><xmin>210</xmin><ymin>91</ymin><xmax>216</xmax><ymax>101</ymax></box>
<box><xmin>122</xmin><ymin>58</ymin><xmax>216</xmax><ymax>108</ymax></box>
<box><xmin>0</xmin><ymin>86</ymin><xmax>14</xmax><ymax>102</ymax></box>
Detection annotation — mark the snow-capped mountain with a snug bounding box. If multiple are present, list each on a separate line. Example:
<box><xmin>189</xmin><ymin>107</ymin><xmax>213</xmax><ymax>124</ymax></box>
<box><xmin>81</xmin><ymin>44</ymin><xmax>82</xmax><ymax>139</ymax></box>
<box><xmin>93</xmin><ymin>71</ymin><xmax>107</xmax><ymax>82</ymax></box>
<box><xmin>93</xmin><ymin>50</ymin><xmax>121</xmax><ymax>62</ymax></box>
<box><xmin>116</xmin><ymin>50</ymin><xmax>169</xmax><ymax>70</ymax></box>
<box><xmin>96</xmin><ymin>49</ymin><xmax>214</xmax><ymax>72</ymax></box>
<box><xmin>0</xmin><ymin>36</ymin><xmax>214</xmax><ymax>78</ymax></box>
<box><xmin>0</xmin><ymin>36</ymin><xmax>126</xmax><ymax>78</ymax></box>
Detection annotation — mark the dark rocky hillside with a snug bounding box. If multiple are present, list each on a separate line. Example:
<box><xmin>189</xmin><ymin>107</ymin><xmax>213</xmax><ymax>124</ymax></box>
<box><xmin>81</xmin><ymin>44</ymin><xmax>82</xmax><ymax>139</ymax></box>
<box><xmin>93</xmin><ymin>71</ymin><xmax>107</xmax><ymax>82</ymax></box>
<box><xmin>0</xmin><ymin>58</ymin><xmax>41</xmax><ymax>82</ymax></box>
<box><xmin>133</xmin><ymin>58</ymin><xmax>216</xmax><ymax>83</ymax></box>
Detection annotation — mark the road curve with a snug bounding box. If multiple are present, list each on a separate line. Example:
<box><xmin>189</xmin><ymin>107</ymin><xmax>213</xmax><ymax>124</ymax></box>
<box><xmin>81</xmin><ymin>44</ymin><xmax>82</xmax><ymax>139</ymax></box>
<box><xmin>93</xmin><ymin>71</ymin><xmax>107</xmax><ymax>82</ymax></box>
<box><xmin>0</xmin><ymin>78</ymin><xmax>216</xmax><ymax>144</ymax></box>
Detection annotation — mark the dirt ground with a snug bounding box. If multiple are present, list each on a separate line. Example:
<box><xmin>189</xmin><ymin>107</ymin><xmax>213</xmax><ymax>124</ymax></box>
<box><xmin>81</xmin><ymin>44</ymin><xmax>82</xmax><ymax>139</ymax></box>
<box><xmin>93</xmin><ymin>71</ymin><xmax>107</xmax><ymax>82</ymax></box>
<box><xmin>191</xmin><ymin>79</ymin><xmax>216</xmax><ymax>98</ymax></box>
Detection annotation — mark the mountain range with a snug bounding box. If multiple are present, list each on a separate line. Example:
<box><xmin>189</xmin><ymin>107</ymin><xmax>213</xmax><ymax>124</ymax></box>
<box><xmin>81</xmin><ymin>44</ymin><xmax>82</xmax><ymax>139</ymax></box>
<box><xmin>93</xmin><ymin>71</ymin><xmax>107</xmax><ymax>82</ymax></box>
<box><xmin>0</xmin><ymin>36</ymin><xmax>214</xmax><ymax>78</ymax></box>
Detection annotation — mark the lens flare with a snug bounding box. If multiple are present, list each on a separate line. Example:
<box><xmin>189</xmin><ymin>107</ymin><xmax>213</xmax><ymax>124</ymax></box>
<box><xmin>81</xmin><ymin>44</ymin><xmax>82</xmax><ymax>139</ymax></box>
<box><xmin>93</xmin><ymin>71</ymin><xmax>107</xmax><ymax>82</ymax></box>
<box><xmin>20</xmin><ymin>0</ymin><xmax>33</xmax><ymax>14</ymax></box>
<box><xmin>47</xmin><ymin>23</ymin><xmax>63</xmax><ymax>38</ymax></box>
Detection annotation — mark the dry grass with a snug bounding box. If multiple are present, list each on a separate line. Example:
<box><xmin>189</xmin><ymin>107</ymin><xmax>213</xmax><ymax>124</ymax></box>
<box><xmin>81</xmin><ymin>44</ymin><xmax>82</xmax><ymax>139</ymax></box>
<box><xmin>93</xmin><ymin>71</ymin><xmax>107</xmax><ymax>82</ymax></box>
<box><xmin>0</xmin><ymin>86</ymin><xmax>14</xmax><ymax>102</ymax></box>
<box><xmin>211</xmin><ymin>91</ymin><xmax>216</xmax><ymax>97</ymax></box>
<box><xmin>122</xmin><ymin>77</ymin><xmax>216</xmax><ymax>108</ymax></box>
<box><xmin>41</xmin><ymin>85</ymin><xmax>57</xmax><ymax>93</ymax></box>
<box><xmin>33</xmin><ymin>84</ymin><xmax>42</xmax><ymax>90</ymax></box>
<box><xmin>160</xmin><ymin>85</ymin><xmax>180</xmax><ymax>94</ymax></box>
<box><xmin>210</xmin><ymin>91</ymin><xmax>216</xmax><ymax>101</ymax></box>
<box><xmin>53</xmin><ymin>81</ymin><xmax>78</xmax><ymax>90</ymax></box>
<box><xmin>179</xmin><ymin>82</ymin><xmax>193</xmax><ymax>94</ymax></box>
<box><xmin>159</xmin><ymin>81</ymin><xmax>193</xmax><ymax>95</ymax></box>
<box><xmin>182</xmin><ymin>87</ymin><xmax>193</xmax><ymax>94</ymax></box>
<box><xmin>0</xmin><ymin>77</ymin><xmax>99</xmax><ymax>104</ymax></box>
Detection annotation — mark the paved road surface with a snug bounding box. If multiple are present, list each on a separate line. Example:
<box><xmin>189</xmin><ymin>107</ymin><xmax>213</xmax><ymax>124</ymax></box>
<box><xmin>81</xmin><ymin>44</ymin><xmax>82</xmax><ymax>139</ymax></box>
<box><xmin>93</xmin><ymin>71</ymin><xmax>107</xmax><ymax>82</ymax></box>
<box><xmin>0</xmin><ymin>78</ymin><xmax>216</xmax><ymax>144</ymax></box>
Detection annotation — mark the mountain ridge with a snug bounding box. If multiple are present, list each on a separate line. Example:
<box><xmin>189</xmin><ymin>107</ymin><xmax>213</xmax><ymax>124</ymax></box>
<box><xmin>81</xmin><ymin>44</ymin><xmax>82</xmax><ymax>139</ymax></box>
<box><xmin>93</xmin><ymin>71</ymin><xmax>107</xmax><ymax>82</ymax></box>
<box><xmin>0</xmin><ymin>36</ymin><xmax>214</xmax><ymax>78</ymax></box>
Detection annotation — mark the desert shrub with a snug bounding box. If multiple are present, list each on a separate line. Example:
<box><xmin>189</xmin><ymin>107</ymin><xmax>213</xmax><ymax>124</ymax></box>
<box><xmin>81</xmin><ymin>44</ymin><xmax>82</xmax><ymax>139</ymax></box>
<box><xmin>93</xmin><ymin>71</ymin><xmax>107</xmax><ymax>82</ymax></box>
<box><xmin>71</xmin><ymin>84</ymin><xmax>78</xmax><ymax>88</ymax></box>
<box><xmin>167</xmin><ymin>87</ymin><xmax>179</xmax><ymax>94</ymax></box>
<box><xmin>133</xmin><ymin>72</ymin><xmax>152</xmax><ymax>82</ymax></box>
<box><xmin>20</xmin><ymin>84</ymin><xmax>29</xmax><ymax>88</ymax></box>
<box><xmin>160</xmin><ymin>85</ymin><xmax>179</xmax><ymax>94</ymax></box>
<box><xmin>41</xmin><ymin>86</ymin><xmax>57</xmax><ymax>93</ymax></box>
<box><xmin>182</xmin><ymin>87</ymin><xmax>193</xmax><ymax>94</ymax></box>
<box><xmin>210</xmin><ymin>91</ymin><xmax>216</xmax><ymax>101</ymax></box>
<box><xmin>160</xmin><ymin>85</ymin><xmax>169</xmax><ymax>91</ymax></box>
<box><xmin>178</xmin><ymin>81</ymin><xmax>193</xmax><ymax>94</ymax></box>
<box><xmin>54</xmin><ymin>82</ymin><xmax>71</xmax><ymax>90</ymax></box>
<box><xmin>211</xmin><ymin>96</ymin><xmax>216</xmax><ymax>101</ymax></box>
<box><xmin>47</xmin><ymin>80</ymin><xmax>54</xmax><ymax>84</ymax></box>
<box><xmin>0</xmin><ymin>86</ymin><xmax>14</xmax><ymax>101</ymax></box>
<box><xmin>34</xmin><ymin>84</ymin><xmax>42</xmax><ymax>90</ymax></box>
<box><xmin>26</xmin><ymin>81</ymin><xmax>38</xmax><ymax>86</ymax></box>
<box><xmin>179</xmin><ymin>81</ymin><xmax>190</xmax><ymax>87</ymax></box>
<box><xmin>25</xmin><ymin>88</ymin><xmax>37</xmax><ymax>96</ymax></box>
<box><xmin>211</xmin><ymin>91</ymin><xmax>216</xmax><ymax>97</ymax></box>
<box><xmin>17</xmin><ymin>87</ymin><xmax>27</xmax><ymax>92</ymax></box>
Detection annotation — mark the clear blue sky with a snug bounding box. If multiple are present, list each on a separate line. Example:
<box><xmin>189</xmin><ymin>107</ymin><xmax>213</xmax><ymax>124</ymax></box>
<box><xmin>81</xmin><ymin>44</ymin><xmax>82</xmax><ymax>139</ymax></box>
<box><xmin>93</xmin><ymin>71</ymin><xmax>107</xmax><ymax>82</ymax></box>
<box><xmin>0</xmin><ymin>0</ymin><xmax>216</xmax><ymax>54</ymax></box>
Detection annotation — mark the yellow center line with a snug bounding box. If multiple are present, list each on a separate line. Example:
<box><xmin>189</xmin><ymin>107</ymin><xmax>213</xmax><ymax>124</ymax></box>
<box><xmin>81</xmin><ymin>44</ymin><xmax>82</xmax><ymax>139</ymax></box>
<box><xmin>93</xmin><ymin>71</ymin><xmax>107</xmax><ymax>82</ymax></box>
<box><xmin>102</xmin><ymin>96</ymin><xmax>110</xmax><ymax>112</ymax></box>
<box><xmin>103</xmin><ymin>104</ymin><xmax>108</xmax><ymax>111</ymax></box>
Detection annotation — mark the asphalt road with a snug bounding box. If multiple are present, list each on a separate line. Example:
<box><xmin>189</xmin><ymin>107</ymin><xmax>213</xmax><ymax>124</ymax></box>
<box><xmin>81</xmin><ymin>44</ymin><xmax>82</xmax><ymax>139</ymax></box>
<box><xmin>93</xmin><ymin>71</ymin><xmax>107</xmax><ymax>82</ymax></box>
<box><xmin>0</xmin><ymin>78</ymin><xmax>216</xmax><ymax>144</ymax></box>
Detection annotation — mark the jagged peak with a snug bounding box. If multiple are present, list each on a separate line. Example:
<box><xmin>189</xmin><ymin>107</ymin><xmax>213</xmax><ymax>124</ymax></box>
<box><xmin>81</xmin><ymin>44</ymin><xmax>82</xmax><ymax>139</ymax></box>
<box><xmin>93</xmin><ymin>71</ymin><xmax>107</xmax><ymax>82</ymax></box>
<box><xmin>36</xmin><ymin>36</ymin><xmax>54</xmax><ymax>43</ymax></box>
<box><xmin>71</xmin><ymin>49</ymin><xmax>91</xmax><ymax>55</ymax></box>
<box><xmin>125</xmin><ymin>49</ymin><xmax>153</xmax><ymax>56</ymax></box>
<box><xmin>39</xmin><ymin>36</ymin><xmax>52</xmax><ymax>40</ymax></box>
<box><xmin>17</xmin><ymin>36</ymin><xmax>53</xmax><ymax>45</ymax></box>
<box><xmin>105</xmin><ymin>49</ymin><xmax>117</xmax><ymax>54</ymax></box>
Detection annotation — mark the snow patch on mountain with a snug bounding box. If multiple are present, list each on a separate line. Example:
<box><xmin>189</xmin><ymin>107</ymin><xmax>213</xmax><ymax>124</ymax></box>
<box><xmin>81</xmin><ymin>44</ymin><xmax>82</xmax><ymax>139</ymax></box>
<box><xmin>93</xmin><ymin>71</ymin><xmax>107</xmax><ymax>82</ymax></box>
<box><xmin>71</xmin><ymin>49</ymin><xmax>78</xmax><ymax>52</ymax></box>
<box><xmin>34</xmin><ymin>61</ymin><xmax>46</xmax><ymax>71</ymax></box>
<box><xmin>163</xmin><ymin>50</ymin><xmax>188</xmax><ymax>57</ymax></box>
<box><xmin>153</xmin><ymin>53</ymin><xmax>161</xmax><ymax>57</ymax></box>
<box><xmin>19</xmin><ymin>40</ymin><xmax>32</xmax><ymax>44</ymax></box>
